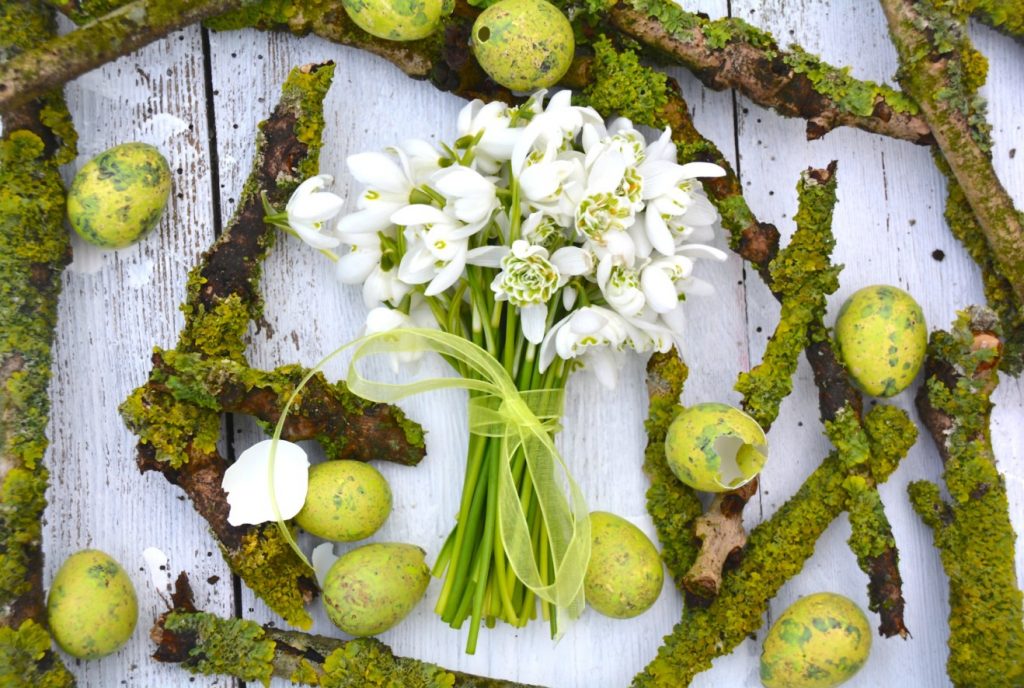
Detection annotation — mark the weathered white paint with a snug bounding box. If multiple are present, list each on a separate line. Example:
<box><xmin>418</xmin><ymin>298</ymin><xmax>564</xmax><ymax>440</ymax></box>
<box><xmin>39</xmin><ymin>3</ymin><xmax>1023</xmax><ymax>687</ymax></box>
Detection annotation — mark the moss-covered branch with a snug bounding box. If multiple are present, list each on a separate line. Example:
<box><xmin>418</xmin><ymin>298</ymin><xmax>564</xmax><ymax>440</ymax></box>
<box><xmin>144</xmin><ymin>349</ymin><xmax>425</xmax><ymax>466</ymax></box>
<box><xmin>632</xmin><ymin>404</ymin><xmax>917</xmax><ymax>687</ymax></box>
<box><xmin>120</xmin><ymin>63</ymin><xmax>343</xmax><ymax>630</ymax></box>
<box><xmin>949</xmin><ymin>0</ymin><xmax>1024</xmax><ymax>41</ymax></box>
<box><xmin>153</xmin><ymin>573</ymin><xmax>544</xmax><ymax>687</ymax></box>
<box><xmin>0</xmin><ymin>1</ymin><xmax>76</xmax><ymax>684</ymax></box>
<box><xmin>0</xmin><ymin>0</ymin><xmax>244</xmax><ymax>114</ymax></box>
<box><xmin>911</xmin><ymin>307</ymin><xmax>1024</xmax><ymax>687</ymax></box>
<box><xmin>642</xmin><ymin>351</ymin><xmax>702</xmax><ymax>593</ymax></box>
<box><xmin>880</xmin><ymin>0</ymin><xmax>1024</xmax><ymax>304</ymax></box>
<box><xmin>609</xmin><ymin>0</ymin><xmax>932</xmax><ymax>144</ymax></box>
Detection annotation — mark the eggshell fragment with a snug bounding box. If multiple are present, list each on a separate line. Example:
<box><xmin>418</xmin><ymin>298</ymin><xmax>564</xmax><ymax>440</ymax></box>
<box><xmin>664</xmin><ymin>402</ymin><xmax>767</xmax><ymax>492</ymax></box>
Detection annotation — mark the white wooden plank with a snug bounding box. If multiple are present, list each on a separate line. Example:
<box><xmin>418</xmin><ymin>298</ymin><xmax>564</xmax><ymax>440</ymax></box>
<box><xmin>729</xmin><ymin>2</ymin><xmax>1024</xmax><ymax>688</ymax></box>
<box><xmin>43</xmin><ymin>24</ymin><xmax>234</xmax><ymax>687</ymax></box>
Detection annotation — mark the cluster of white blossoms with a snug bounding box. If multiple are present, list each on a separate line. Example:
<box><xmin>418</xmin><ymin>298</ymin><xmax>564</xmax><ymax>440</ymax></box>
<box><xmin>284</xmin><ymin>90</ymin><xmax>728</xmax><ymax>387</ymax></box>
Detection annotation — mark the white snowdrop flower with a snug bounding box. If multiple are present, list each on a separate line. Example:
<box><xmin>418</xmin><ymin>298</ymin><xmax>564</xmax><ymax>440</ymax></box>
<box><xmin>539</xmin><ymin>305</ymin><xmax>630</xmax><ymax>370</ymax></box>
<box><xmin>491</xmin><ymin>240</ymin><xmax>591</xmax><ymax>343</ymax></box>
<box><xmin>364</xmin><ymin>299</ymin><xmax>438</xmax><ymax>373</ymax></box>
<box><xmin>393</xmin><ymin>205</ymin><xmax>478</xmax><ymax>296</ymax></box>
<box><xmin>521</xmin><ymin>211</ymin><xmax>570</xmax><ymax>251</ymax></box>
<box><xmin>362</xmin><ymin>264</ymin><xmax>411</xmax><ymax>308</ymax></box>
<box><xmin>457</xmin><ymin>99</ymin><xmax>520</xmax><ymax>173</ymax></box>
<box><xmin>339</xmin><ymin>151</ymin><xmax>417</xmax><ymax>236</ymax></box>
<box><xmin>222</xmin><ymin>440</ymin><xmax>309</xmax><ymax>527</ymax></box>
<box><xmin>511</xmin><ymin>90</ymin><xmax>603</xmax><ymax>176</ymax></box>
<box><xmin>640</xmin><ymin>255</ymin><xmax>694</xmax><ymax>314</ymax></box>
<box><xmin>285</xmin><ymin>175</ymin><xmax>344</xmax><ymax>249</ymax></box>
<box><xmin>335</xmin><ymin>231</ymin><xmax>383</xmax><ymax>285</ymax></box>
<box><xmin>642</xmin><ymin>161</ymin><xmax>725</xmax><ymax>256</ymax></box>
<box><xmin>597</xmin><ymin>262</ymin><xmax>646</xmax><ymax>317</ymax></box>
<box><xmin>431</xmin><ymin>165</ymin><xmax>500</xmax><ymax>226</ymax></box>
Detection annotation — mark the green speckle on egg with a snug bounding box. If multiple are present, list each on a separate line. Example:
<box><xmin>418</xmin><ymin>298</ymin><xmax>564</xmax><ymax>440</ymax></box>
<box><xmin>341</xmin><ymin>0</ymin><xmax>450</xmax><ymax>41</ymax></box>
<box><xmin>67</xmin><ymin>142</ymin><xmax>171</xmax><ymax>249</ymax></box>
<box><xmin>47</xmin><ymin>550</ymin><xmax>138</xmax><ymax>659</ymax></box>
<box><xmin>585</xmin><ymin>511</ymin><xmax>663</xmax><ymax>619</ymax></box>
<box><xmin>294</xmin><ymin>460</ymin><xmax>392</xmax><ymax>542</ymax></box>
<box><xmin>664</xmin><ymin>402</ymin><xmax>767</xmax><ymax>493</ymax></box>
<box><xmin>321</xmin><ymin>543</ymin><xmax>430</xmax><ymax>636</ymax></box>
<box><xmin>834</xmin><ymin>285</ymin><xmax>927</xmax><ymax>397</ymax></box>
<box><xmin>760</xmin><ymin>593</ymin><xmax>872</xmax><ymax>688</ymax></box>
<box><xmin>471</xmin><ymin>0</ymin><xmax>574</xmax><ymax>92</ymax></box>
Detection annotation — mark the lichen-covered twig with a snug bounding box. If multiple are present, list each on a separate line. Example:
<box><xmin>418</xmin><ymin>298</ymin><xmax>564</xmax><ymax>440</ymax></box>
<box><xmin>609</xmin><ymin>0</ymin><xmax>932</xmax><ymax>144</ymax></box>
<box><xmin>911</xmin><ymin>307</ymin><xmax>1024</xmax><ymax>687</ymax></box>
<box><xmin>145</xmin><ymin>349</ymin><xmax>425</xmax><ymax>466</ymax></box>
<box><xmin>0</xmin><ymin>0</ymin><xmax>244</xmax><ymax>114</ymax></box>
<box><xmin>642</xmin><ymin>352</ymin><xmax>702</xmax><ymax>594</ymax></box>
<box><xmin>120</xmin><ymin>63</ymin><xmax>346</xmax><ymax>630</ymax></box>
<box><xmin>880</xmin><ymin>0</ymin><xmax>1024</xmax><ymax>304</ymax></box>
<box><xmin>950</xmin><ymin>0</ymin><xmax>1024</xmax><ymax>41</ymax></box>
<box><xmin>684</xmin><ymin>164</ymin><xmax>842</xmax><ymax>600</ymax></box>
<box><xmin>0</xmin><ymin>1</ymin><xmax>76</xmax><ymax>685</ymax></box>
<box><xmin>152</xmin><ymin>573</ymin><xmax>545</xmax><ymax>688</ymax></box>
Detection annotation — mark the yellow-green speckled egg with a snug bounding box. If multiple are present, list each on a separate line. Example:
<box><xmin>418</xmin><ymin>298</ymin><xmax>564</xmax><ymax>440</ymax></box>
<box><xmin>341</xmin><ymin>0</ymin><xmax>450</xmax><ymax>41</ymax></box>
<box><xmin>322</xmin><ymin>543</ymin><xmax>430</xmax><ymax>636</ymax></box>
<box><xmin>67</xmin><ymin>142</ymin><xmax>171</xmax><ymax>249</ymax></box>
<box><xmin>664</xmin><ymin>402</ymin><xmax>767</xmax><ymax>493</ymax></box>
<box><xmin>585</xmin><ymin>511</ymin><xmax>663</xmax><ymax>619</ymax></box>
<box><xmin>760</xmin><ymin>593</ymin><xmax>872</xmax><ymax>688</ymax></box>
<box><xmin>834</xmin><ymin>285</ymin><xmax>927</xmax><ymax>397</ymax></box>
<box><xmin>294</xmin><ymin>460</ymin><xmax>392</xmax><ymax>542</ymax></box>
<box><xmin>471</xmin><ymin>0</ymin><xmax>574</xmax><ymax>92</ymax></box>
<box><xmin>47</xmin><ymin>550</ymin><xmax>138</xmax><ymax>659</ymax></box>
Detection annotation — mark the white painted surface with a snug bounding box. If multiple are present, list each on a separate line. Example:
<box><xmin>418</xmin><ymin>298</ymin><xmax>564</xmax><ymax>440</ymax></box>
<box><xmin>39</xmin><ymin>4</ymin><xmax>1023</xmax><ymax>687</ymax></box>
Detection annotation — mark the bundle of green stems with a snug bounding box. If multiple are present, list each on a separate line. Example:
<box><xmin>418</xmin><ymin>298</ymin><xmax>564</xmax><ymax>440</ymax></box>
<box><xmin>425</xmin><ymin>265</ymin><xmax>573</xmax><ymax>655</ymax></box>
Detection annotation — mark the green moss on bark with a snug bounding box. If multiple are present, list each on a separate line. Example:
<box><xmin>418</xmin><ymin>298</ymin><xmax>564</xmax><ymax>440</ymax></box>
<box><xmin>0</xmin><ymin>620</ymin><xmax>74</xmax><ymax>688</ymax></box>
<box><xmin>580</xmin><ymin>37</ymin><xmax>669</xmax><ymax>128</ymax></box>
<box><xmin>911</xmin><ymin>309</ymin><xmax>1024</xmax><ymax>687</ymax></box>
<box><xmin>735</xmin><ymin>167</ymin><xmax>841</xmax><ymax>428</ymax></box>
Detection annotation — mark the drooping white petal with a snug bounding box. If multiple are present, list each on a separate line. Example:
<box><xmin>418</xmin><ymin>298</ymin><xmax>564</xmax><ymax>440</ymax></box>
<box><xmin>587</xmin><ymin>151</ymin><xmax>627</xmax><ymax>194</ymax></box>
<box><xmin>640</xmin><ymin>161</ymin><xmax>686</xmax><ymax>199</ymax></box>
<box><xmin>336</xmin><ymin>247</ymin><xmax>381</xmax><ymax>284</ymax></box>
<box><xmin>466</xmin><ymin>245</ymin><xmax>508</xmax><ymax>268</ymax></box>
<box><xmin>587</xmin><ymin>348</ymin><xmax>620</xmax><ymax>390</ymax></box>
<box><xmin>679</xmin><ymin>276</ymin><xmax>716</xmax><ymax>296</ymax></box>
<box><xmin>520</xmin><ymin>303</ymin><xmax>548</xmax><ymax>344</ymax></box>
<box><xmin>562</xmin><ymin>286</ymin><xmax>578</xmax><ymax>310</ymax></box>
<box><xmin>641</xmin><ymin>266</ymin><xmax>679</xmax><ymax>313</ymax></box>
<box><xmin>289</xmin><ymin>220</ymin><xmax>342</xmax><ymax>249</ymax></box>
<box><xmin>346</xmin><ymin>152</ymin><xmax>409</xmax><ymax>193</ymax></box>
<box><xmin>426</xmin><ymin>249</ymin><xmax>467</xmax><ymax>296</ymax></box>
<box><xmin>675</xmin><ymin>244</ymin><xmax>728</xmax><ymax>261</ymax></box>
<box><xmin>287</xmin><ymin>190</ymin><xmax>345</xmax><ymax>222</ymax></box>
<box><xmin>678</xmin><ymin>161</ymin><xmax>727</xmax><ymax>179</ymax></box>
<box><xmin>549</xmin><ymin>246</ymin><xmax>592</xmax><ymax>277</ymax></box>
<box><xmin>337</xmin><ymin>205</ymin><xmax>396</xmax><ymax>235</ymax></box>
<box><xmin>645</xmin><ymin>210</ymin><xmax>676</xmax><ymax>257</ymax></box>
<box><xmin>223</xmin><ymin>439</ymin><xmax>309</xmax><ymax>527</ymax></box>
<box><xmin>391</xmin><ymin>204</ymin><xmax>450</xmax><ymax>227</ymax></box>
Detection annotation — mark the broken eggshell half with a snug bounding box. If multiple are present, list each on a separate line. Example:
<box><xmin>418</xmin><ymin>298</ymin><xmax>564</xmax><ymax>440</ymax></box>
<box><xmin>222</xmin><ymin>439</ymin><xmax>310</xmax><ymax>526</ymax></box>
<box><xmin>664</xmin><ymin>402</ymin><xmax>767</xmax><ymax>493</ymax></box>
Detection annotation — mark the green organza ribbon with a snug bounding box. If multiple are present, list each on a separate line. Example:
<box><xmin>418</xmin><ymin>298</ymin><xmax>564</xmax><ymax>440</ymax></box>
<box><xmin>270</xmin><ymin>327</ymin><xmax>589</xmax><ymax>621</ymax></box>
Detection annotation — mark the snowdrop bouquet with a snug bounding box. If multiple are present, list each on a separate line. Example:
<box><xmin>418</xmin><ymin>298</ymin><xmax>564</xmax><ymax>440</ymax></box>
<box><xmin>267</xmin><ymin>90</ymin><xmax>727</xmax><ymax>652</ymax></box>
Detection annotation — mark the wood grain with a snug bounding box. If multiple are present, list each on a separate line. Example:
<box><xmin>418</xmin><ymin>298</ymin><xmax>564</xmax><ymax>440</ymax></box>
<box><xmin>36</xmin><ymin>2</ymin><xmax>1024</xmax><ymax>686</ymax></box>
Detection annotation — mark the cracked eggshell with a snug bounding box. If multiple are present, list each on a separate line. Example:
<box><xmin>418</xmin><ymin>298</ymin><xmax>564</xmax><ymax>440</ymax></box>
<box><xmin>585</xmin><ymin>511</ymin><xmax>663</xmax><ymax>619</ymax></box>
<box><xmin>341</xmin><ymin>0</ymin><xmax>450</xmax><ymax>41</ymax></box>
<box><xmin>471</xmin><ymin>0</ymin><xmax>574</xmax><ymax>92</ymax></box>
<box><xmin>322</xmin><ymin>543</ymin><xmax>430</xmax><ymax>636</ymax></box>
<box><xmin>294</xmin><ymin>460</ymin><xmax>392</xmax><ymax>542</ymax></box>
<box><xmin>760</xmin><ymin>592</ymin><xmax>872</xmax><ymax>688</ymax></box>
<box><xmin>664</xmin><ymin>402</ymin><xmax>767</xmax><ymax>493</ymax></box>
<box><xmin>67</xmin><ymin>142</ymin><xmax>171</xmax><ymax>249</ymax></box>
<box><xmin>47</xmin><ymin>550</ymin><xmax>138</xmax><ymax>659</ymax></box>
<box><xmin>834</xmin><ymin>285</ymin><xmax>927</xmax><ymax>397</ymax></box>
